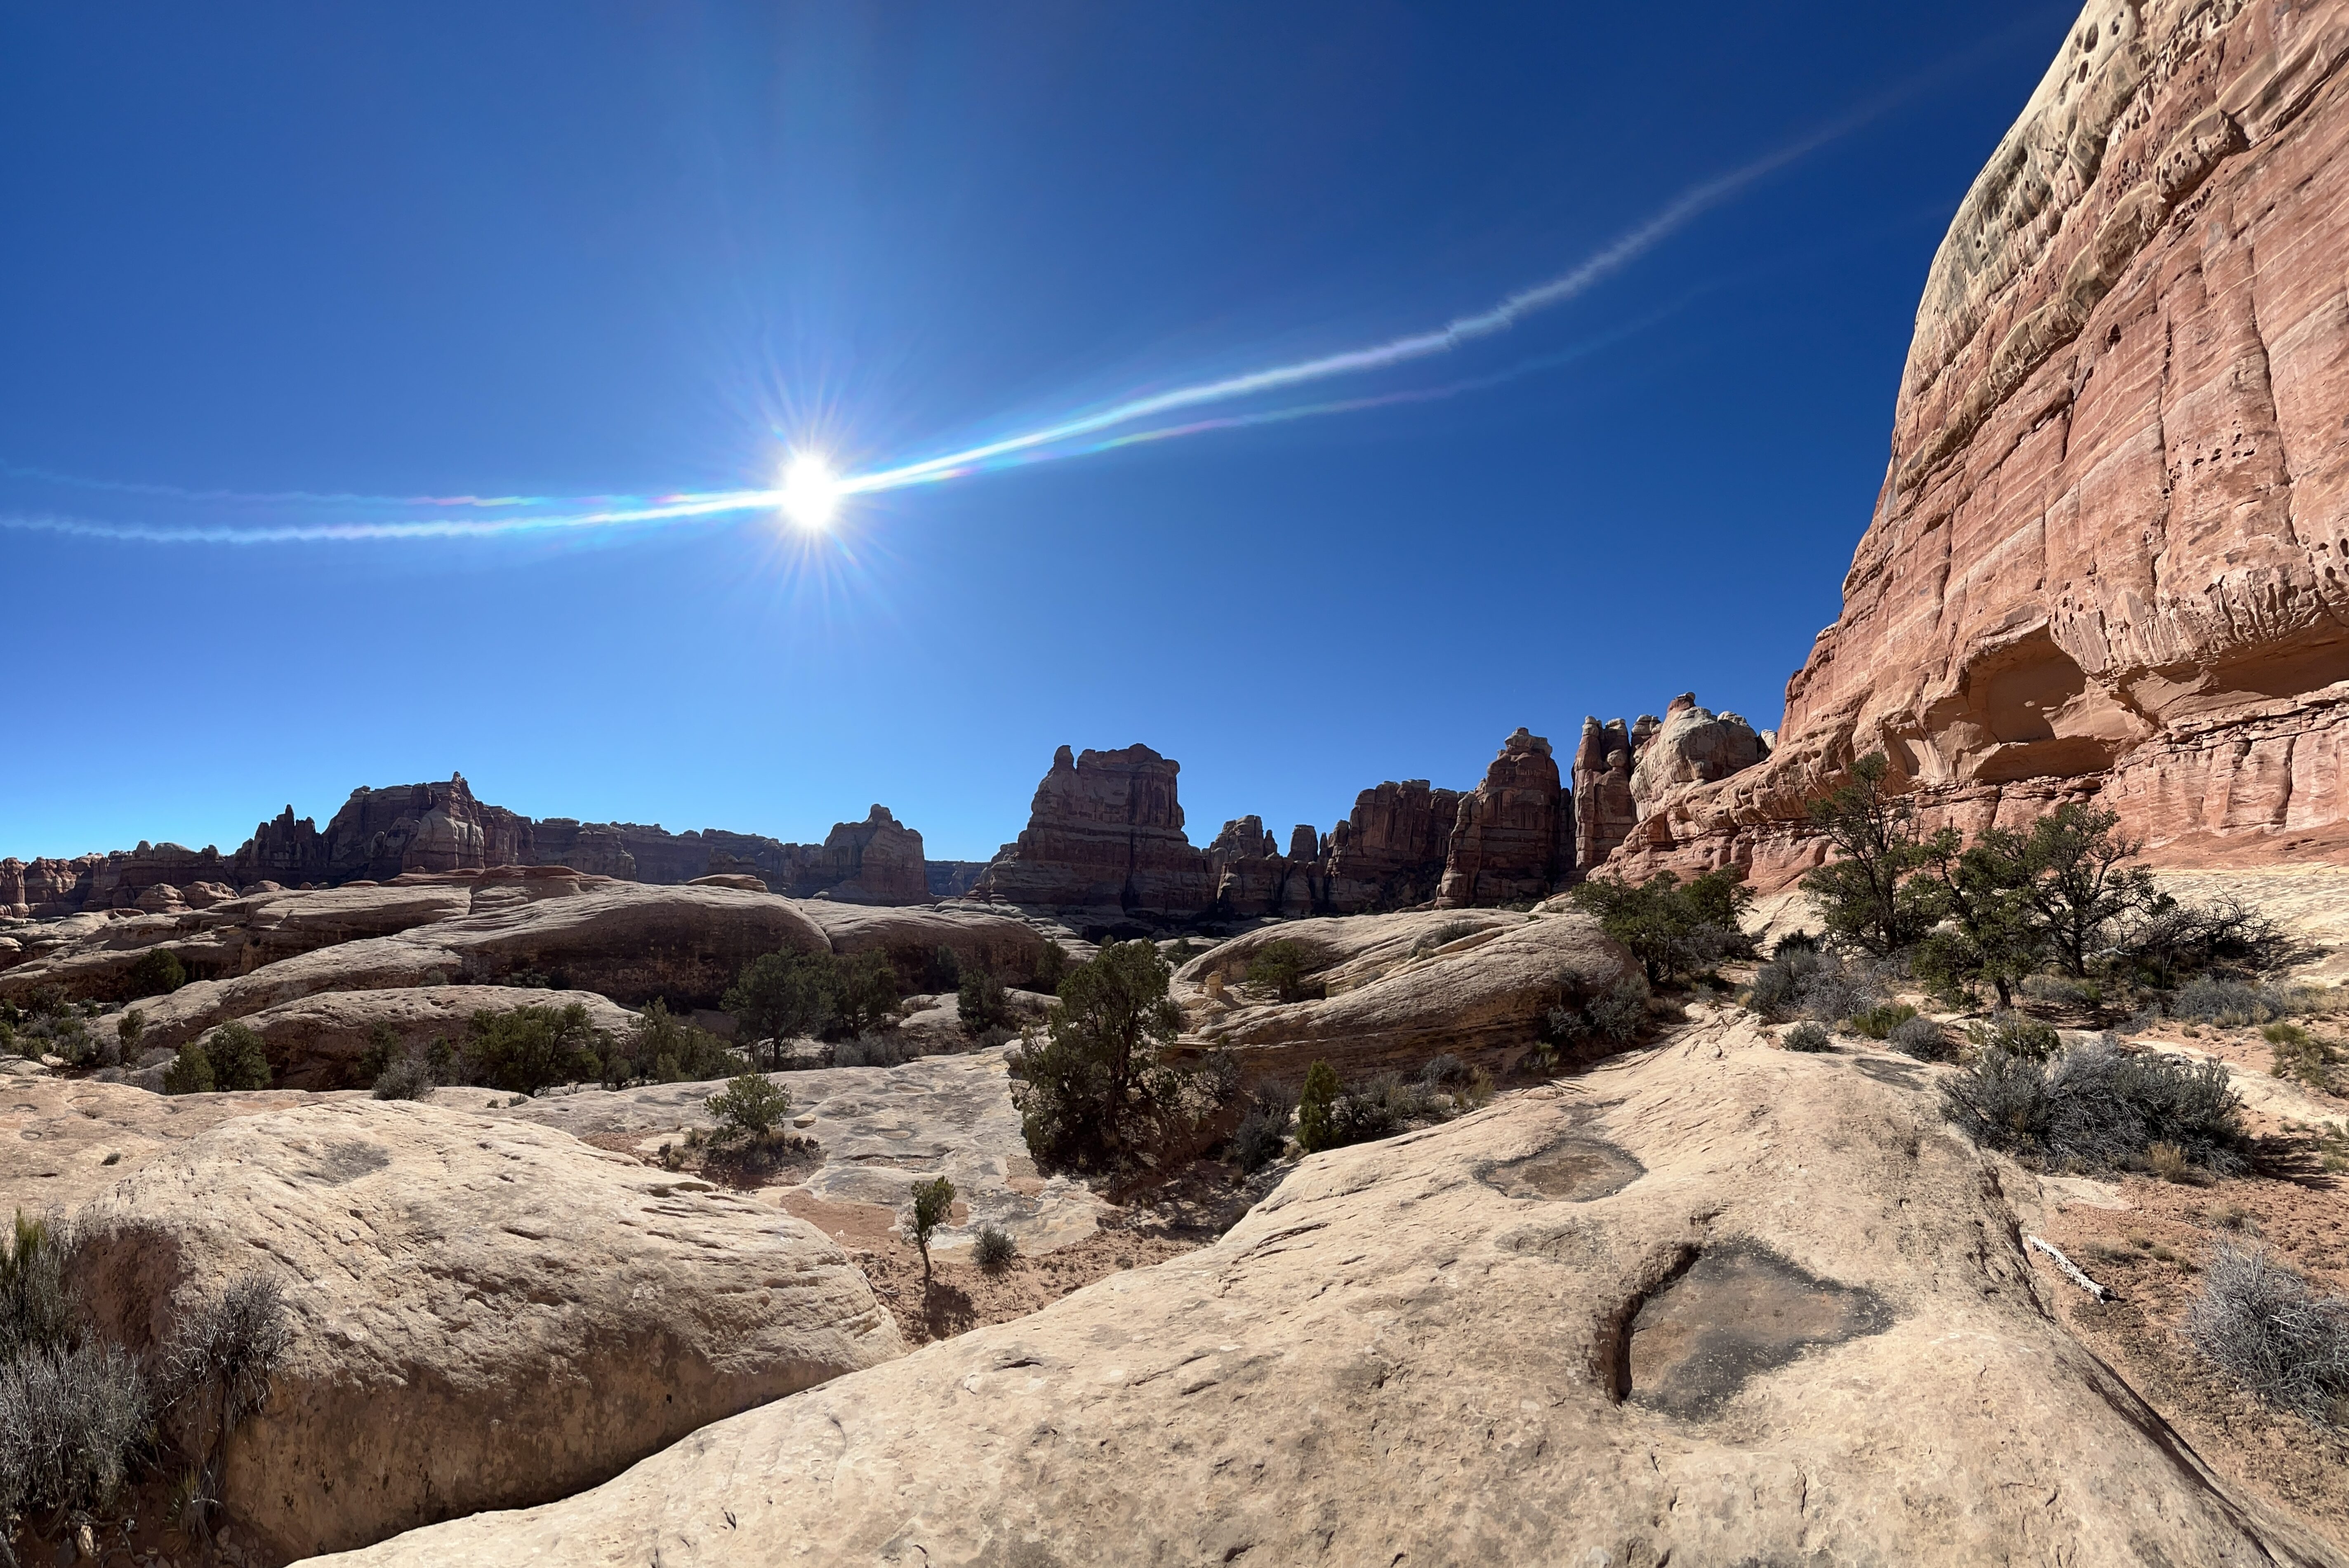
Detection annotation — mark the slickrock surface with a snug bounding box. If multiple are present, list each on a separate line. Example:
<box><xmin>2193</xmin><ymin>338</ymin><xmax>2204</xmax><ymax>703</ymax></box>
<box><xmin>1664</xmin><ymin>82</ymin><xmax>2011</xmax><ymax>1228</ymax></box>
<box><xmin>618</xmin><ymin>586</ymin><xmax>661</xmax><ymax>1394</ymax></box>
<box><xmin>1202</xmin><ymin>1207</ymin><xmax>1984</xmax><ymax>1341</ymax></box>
<box><xmin>4</xmin><ymin>877</ymin><xmax>1041</xmax><ymax>1055</ymax></box>
<box><xmin>975</xmin><ymin>743</ymin><xmax>1213</xmax><ymax>913</ymax></box>
<box><xmin>1176</xmin><ymin>908</ymin><xmax>1631</xmax><ymax>1078</ymax></box>
<box><xmin>1614</xmin><ymin>0</ymin><xmax>2349</xmax><ymax>887</ymax></box>
<box><xmin>791</xmin><ymin>899</ymin><xmax>1051</xmax><ymax>986</ymax></box>
<box><xmin>482</xmin><ymin>1046</ymin><xmax>1111</xmax><ymax>1257</ymax></box>
<box><xmin>1435</xmin><ymin>727</ymin><xmax>1573</xmax><ymax>906</ymax></box>
<box><xmin>301</xmin><ymin>1010</ymin><xmax>2341</xmax><ymax>1568</ymax></box>
<box><xmin>63</xmin><ymin>1098</ymin><xmax>902</xmax><ymax>1564</ymax></box>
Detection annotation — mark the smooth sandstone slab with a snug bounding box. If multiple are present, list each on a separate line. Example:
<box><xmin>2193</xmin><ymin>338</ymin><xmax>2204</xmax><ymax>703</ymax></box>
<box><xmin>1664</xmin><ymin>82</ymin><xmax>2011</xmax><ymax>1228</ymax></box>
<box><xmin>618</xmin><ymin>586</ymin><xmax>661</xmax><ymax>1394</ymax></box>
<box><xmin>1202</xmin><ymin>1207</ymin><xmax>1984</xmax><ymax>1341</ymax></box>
<box><xmin>67</xmin><ymin>1098</ymin><xmax>902</xmax><ymax>1562</ymax></box>
<box><xmin>302</xmin><ymin>1010</ymin><xmax>2340</xmax><ymax>1567</ymax></box>
<box><xmin>1177</xmin><ymin>907</ymin><xmax>1635</xmax><ymax>1078</ymax></box>
<box><xmin>484</xmin><ymin>1047</ymin><xmax>1109</xmax><ymax>1256</ymax></box>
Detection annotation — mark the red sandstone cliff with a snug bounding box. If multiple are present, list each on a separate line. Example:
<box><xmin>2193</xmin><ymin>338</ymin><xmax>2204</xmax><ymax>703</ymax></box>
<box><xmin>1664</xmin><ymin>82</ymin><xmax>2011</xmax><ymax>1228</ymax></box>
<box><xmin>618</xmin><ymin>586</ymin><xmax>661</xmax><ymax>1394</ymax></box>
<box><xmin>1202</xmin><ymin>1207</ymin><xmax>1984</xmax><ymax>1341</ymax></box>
<box><xmin>1614</xmin><ymin>0</ymin><xmax>2349</xmax><ymax>888</ymax></box>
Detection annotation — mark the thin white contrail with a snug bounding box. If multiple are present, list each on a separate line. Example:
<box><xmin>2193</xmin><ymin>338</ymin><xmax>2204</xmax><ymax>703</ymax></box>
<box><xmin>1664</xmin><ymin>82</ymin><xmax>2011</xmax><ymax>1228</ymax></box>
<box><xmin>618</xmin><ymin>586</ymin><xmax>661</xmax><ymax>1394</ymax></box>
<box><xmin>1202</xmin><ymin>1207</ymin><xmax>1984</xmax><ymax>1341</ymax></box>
<box><xmin>1</xmin><ymin>108</ymin><xmax>1876</xmax><ymax>546</ymax></box>
<box><xmin>836</xmin><ymin>118</ymin><xmax>1860</xmax><ymax>497</ymax></box>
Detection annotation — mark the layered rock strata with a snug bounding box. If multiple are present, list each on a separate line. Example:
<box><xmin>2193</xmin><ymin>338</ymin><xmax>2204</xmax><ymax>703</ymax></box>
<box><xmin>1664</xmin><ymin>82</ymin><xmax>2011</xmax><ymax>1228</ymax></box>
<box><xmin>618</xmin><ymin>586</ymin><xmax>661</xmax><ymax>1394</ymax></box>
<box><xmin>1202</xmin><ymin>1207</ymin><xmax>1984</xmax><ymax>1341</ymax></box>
<box><xmin>975</xmin><ymin>744</ymin><xmax>1214</xmax><ymax>913</ymax></box>
<box><xmin>1318</xmin><ymin>779</ymin><xmax>1461</xmax><ymax>911</ymax></box>
<box><xmin>1436</xmin><ymin>728</ymin><xmax>1573</xmax><ymax>906</ymax></box>
<box><xmin>1571</xmin><ymin>718</ymin><xmax>1638</xmax><ymax>871</ymax></box>
<box><xmin>1612</xmin><ymin>0</ymin><xmax>2349</xmax><ymax>887</ymax></box>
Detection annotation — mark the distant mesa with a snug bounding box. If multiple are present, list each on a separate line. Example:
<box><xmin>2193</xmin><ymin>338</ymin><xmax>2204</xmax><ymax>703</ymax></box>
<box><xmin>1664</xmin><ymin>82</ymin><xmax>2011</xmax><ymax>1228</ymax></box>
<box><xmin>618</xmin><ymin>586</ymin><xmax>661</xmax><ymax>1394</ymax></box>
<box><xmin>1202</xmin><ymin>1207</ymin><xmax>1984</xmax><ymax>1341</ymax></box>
<box><xmin>0</xmin><ymin>776</ymin><xmax>941</xmax><ymax>917</ymax></box>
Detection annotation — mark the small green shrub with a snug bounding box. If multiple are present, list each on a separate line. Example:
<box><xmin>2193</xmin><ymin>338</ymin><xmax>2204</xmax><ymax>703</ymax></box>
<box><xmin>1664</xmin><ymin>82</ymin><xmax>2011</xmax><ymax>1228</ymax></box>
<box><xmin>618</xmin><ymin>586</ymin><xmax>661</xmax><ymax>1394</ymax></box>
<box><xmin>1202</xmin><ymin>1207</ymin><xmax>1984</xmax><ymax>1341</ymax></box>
<box><xmin>1848</xmin><ymin>1002</ymin><xmax>1919</xmax><ymax>1041</ymax></box>
<box><xmin>922</xmin><ymin>946</ymin><xmax>963</xmax><ymax>992</ymax></box>
<box><xmin>1967</xmin><ymin>1011</ymin><xmax>2061</xmax><ymax>1061</ymax></box>
<box><xmin>1782</xmin><ymin>1022</ymin><xmax>1833</xmax><ymax>1053</ymax></box>
<box><xmin>371</xmin><ymin>1056</ymin><xmax>435</xmax><ymax>1101</ymax></box>
<box><xmin>1031</xmin><ymin>939</ymin><xmax>1068</xmax><ymax>995</ymax></box>
<box><xmin>599</xmin><ymin>999</ymin><xmax>745</xmax><ymax>1088</ymax></box>
<box><xmin>1245</xmin><ymin>939</ymin><xmax>1317</xmax><ymax>1003</ymax></box>
<box><xmin>958</xmin><ymin>965</ymin><xmax>1011</xmax><ymax>1035</ymax></box>
<box><xmin>2168</xmin><ymin>977</ymin><xmax>2311</xmax><ymax>1026</ymax></box>
<box><xmin>1230</xmin><ymin>1088</ymin><xmax>1293</xmax><ymax>1174</ymax></box>
<box><xmin>973</xmin><ymin>1224</ymin><xmax>1018</xmax><ymax>1276</ymax></box>
<box><xmin>1888</xmin><ymin>1014</ymin><xmax>1953</xmax><ymax>1061</ymax></box>
<box><xmin>1012</xmin><ymin>942</ymin><xmax>1190</xmax><ymax>1171</ymax></box>
<box><xmin>1547</xmin><ymin>970</ymin><xmax>1651</xmax><ymax>1047</ymax></box>
<box><xmin>127</xmin><ymin>946</ymin><xmax>188</xmax><ymax>998</ymax></box>
<box><xmin>1</xmin><ymin>1212</ymin><xmax>72</xmax><ymax>1359</ymax></box>
<box><xmin>117</xmin><ymin>1008</ymin><xmax>146</xmax><ymax>1057</ymax></box>
<box><xmin>458</xmin><ymin>1003</ymin><xmax>603</xmax><ymax>1095</ymax></box>
<box><xmin>707</xmin><ymin>1073</ymin><xmax>793</xmax><ymax>1140</ymax></box>
<box><xmin>163</xmin><ymin>1022</ymin><xmax>272</xmax><ymax>1095</ymax></box>
<box><xmin>2264</xmin><ymin>1022</ymin><xmax>2345</xmax><ymax>1093</ymax></box>
<box><xmin>833</xmin><ymin>950</ymin><xmax>903</xmax><ymax>1037</ymax></box>
<box><xmin>1571</xmin><ymin>867</ymin><xmax>1756</xmax><ymax>984</ymax></box>
<box><xmin>2188</xmin><ymin>1244</ymin><xmax>2349</xmax><ymax>1427</ymax></box>
<box><xmin>1295</xmin><ymin>1061</ymin><xmax>1341</xmax><ymax>1154</ymax></box>
<box><xmin>1941</xmin><ymin>1038</ymin><xmax>2245</xmax><ymax>1174</ymax></box>
<box><xmin>908</xmin><ymin>1175</ymin><xmax>955</xmax><ymax>1284</ymax></box>
<box><xmin>831</xmin><ymin>1034</ymin><xmax>919</xmax><ymax>1068</ymax></box>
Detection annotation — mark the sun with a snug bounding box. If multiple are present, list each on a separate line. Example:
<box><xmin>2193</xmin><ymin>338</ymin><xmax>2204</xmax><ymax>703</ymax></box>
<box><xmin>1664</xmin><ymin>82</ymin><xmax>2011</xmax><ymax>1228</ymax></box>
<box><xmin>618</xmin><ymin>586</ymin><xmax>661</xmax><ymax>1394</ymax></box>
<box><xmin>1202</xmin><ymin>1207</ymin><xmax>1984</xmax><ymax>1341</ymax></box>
<box><xmin>779</xmin><ymin>453</ymin><xmax>841</xmax><ymax>531</ymax></box>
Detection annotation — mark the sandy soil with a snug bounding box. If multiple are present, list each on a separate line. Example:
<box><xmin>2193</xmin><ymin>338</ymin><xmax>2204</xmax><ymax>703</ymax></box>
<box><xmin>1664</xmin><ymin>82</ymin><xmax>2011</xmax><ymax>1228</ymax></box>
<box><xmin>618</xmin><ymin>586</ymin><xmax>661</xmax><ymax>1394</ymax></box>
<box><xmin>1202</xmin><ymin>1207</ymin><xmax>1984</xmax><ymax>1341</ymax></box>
<box><xmin>2037</xmin><ymin>1114</ymin><xmax>2349</xmax><ymax>1549</ymax></box>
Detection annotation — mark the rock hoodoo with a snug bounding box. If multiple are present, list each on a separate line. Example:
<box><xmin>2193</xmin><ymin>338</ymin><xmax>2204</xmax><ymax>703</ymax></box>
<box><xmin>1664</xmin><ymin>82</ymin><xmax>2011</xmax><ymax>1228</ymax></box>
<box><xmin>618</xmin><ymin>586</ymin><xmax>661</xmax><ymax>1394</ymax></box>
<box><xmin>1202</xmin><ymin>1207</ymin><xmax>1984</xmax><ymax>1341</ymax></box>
<box><xmin>1628</xmin><ymin>693</ymin><xmax>1769</xmax><ymax>821</ymax></box>
<box><xmin>975</xmin><ymin>744</ymin><xmax>1213</xmax><ymax>913</ymax></box>
<box><xmin>1571</xmin><ymin>719</ymin><xmax>1638</xmax><ymax>872</ymax></box>
<box><xmin>1436</xmin><ymin>728</ymin><xmax>1573</xmax><ymax>906</ymax></box>
<box><xmin>1609</xmin><ymin>0</ymin><xmax>2349</xmax><ymax>886</ymax></box>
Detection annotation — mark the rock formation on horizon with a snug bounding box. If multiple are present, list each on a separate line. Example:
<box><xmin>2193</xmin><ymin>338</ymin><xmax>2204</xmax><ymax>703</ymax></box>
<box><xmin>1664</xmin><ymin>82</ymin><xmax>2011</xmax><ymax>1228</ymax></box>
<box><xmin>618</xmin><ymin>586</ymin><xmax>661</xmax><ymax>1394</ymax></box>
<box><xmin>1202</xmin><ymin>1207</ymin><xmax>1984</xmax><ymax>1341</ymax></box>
<box><xmin>1</xmin><ymin>775</ymin><xmax>947</xmax><ymax>916</ymax></box>
<box><xmin>975</xmin><ymin>742</ymin><xmax>1550</xmax><ymax>918</ymax></box>
<box><xmin>974</xmin><ymin>744</ymin><xmax>1214</xmax><ymax>913</ymax></box>
<box><xmin>1607</xmin><ymin>0</ymin><xmax>2349</xmax><ymax>888</ymax></box>
<box><xmin>1435</xmin><ymin>728</ymin><xmax>1574</xmax><ymax>906</ymax></box>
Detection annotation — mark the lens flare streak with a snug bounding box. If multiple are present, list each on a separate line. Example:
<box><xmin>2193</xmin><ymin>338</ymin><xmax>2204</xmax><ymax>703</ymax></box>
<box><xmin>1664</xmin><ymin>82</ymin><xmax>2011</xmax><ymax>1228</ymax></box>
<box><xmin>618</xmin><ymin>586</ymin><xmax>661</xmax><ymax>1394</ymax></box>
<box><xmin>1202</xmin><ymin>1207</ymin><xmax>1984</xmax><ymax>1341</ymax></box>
<box><xmin>0</xmin><ymin>107</ymin><xmax>1879</xmax><ymax>549</ymax></box>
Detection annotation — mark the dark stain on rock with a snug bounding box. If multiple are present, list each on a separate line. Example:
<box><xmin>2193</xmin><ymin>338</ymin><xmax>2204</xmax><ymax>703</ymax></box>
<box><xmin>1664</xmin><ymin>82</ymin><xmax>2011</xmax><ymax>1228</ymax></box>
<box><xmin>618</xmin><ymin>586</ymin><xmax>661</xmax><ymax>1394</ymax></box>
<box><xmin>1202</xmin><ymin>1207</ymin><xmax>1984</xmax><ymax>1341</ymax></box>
<box><xmin>298</xmin><ymin>1138</ymin><xmax>393</xmax><ymax>1185</ymax></box>
<box><xmin>1481</xmin><ymin>1136</ymin><xmax>1644</xmax><ymax>1203</ymax></box>
<box><xmin>1624</xmin><ymin>1239</ymin><xmax>1893</xmax><ymax>1418</ymax></box>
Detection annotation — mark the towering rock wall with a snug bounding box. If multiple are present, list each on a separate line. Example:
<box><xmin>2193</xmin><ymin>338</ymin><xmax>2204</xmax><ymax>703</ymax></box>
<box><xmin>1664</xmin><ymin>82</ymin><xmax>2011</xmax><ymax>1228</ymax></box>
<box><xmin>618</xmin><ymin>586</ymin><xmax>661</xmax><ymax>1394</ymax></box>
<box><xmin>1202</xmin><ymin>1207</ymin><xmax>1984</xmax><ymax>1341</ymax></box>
<box><xmin>802</xmin><ymin>806</ymin><xmax>930</xmax><ymax>905</ymax></box>
<box><xmin>1612</xmin><ymin>0</ymin><xmax>2349</xmax><ymax>887</ymax></box>
<box><xmin>1571</xmin><ymin>720</ymin><xmax>1639</xmax><ymax>871</ymax></box>
<box><xmin>1320</xmin><ymin>781</ymin><xmax>1460</xmax><ymax>912</ymax></box>
<box><xmin>975</xmin><ymin>745</ymin><xmax>1214</xmax><ymax>913</ymax></box>
<box><xmin>1436</xmin><ymin>729</ymin><xmax>1574</xmax><ymax>906</ymax></box>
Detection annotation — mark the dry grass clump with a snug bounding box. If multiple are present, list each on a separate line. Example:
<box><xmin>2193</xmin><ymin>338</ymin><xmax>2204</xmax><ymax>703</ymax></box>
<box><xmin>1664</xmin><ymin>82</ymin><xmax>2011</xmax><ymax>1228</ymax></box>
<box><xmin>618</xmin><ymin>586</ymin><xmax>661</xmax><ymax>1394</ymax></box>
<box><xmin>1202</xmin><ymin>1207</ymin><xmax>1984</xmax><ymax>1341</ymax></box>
<box><xmin>1941</xmin><ymin>1037</ymin><xmax>2245</xmax><ymax>1176</ymax></box>
<box><xmin>2188</xmin><ymin>1244</ymin><xmax>2349</xmax><ymax>1428</ymax></box>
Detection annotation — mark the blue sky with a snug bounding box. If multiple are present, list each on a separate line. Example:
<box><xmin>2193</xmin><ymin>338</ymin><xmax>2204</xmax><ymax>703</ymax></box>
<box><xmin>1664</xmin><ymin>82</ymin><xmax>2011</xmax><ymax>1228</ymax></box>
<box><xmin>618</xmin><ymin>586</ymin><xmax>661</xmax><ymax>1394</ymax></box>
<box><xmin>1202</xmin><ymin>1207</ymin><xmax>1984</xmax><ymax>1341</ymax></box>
<box><xmin>0</xmin><ymin>2</ymin><xmax>2073</xmax><ymax>862</ymax></box>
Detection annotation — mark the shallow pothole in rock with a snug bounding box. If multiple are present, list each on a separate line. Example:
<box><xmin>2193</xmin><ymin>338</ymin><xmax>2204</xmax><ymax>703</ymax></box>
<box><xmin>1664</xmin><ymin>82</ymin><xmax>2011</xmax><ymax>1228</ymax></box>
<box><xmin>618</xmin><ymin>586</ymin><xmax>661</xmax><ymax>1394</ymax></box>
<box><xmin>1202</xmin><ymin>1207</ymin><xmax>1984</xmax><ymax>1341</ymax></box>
<box><xmin>1624</xmin><ymin>1239</ymin><xmax>1892</xmax><ymax>1418</ymax></box>
<box><xmin>1482</xmin><ymin>1136</ymin><xmax>1644</xmax><ymax>1202</ymax></box>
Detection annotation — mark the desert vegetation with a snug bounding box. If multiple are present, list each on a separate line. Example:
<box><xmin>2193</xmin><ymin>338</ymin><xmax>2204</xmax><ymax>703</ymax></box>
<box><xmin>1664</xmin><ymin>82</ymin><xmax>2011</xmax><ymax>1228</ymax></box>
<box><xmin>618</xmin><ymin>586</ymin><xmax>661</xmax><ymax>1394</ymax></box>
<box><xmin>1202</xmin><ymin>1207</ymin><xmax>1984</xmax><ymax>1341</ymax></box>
<box><xmin>0</xmin><ymin>1212</ymin><xmax>289</xmax><ymax>1561</ymax></box>
<box><xmin>1570</xmin><ymin>866</ymin><xmax>1755</xmax><ymax>985</ymax></box>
